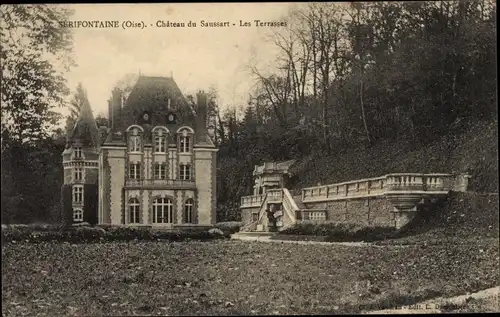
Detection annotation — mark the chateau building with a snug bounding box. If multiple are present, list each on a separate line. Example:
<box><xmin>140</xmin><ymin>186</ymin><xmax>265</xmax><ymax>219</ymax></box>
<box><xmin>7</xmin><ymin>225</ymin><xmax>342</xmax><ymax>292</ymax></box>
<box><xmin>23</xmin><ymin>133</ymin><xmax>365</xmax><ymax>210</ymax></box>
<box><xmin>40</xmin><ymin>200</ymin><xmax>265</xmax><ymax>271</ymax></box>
<box><xmin>62</xmin><ymin>75</ymin><xmax>217</xmax><ymax>226</ymax></box>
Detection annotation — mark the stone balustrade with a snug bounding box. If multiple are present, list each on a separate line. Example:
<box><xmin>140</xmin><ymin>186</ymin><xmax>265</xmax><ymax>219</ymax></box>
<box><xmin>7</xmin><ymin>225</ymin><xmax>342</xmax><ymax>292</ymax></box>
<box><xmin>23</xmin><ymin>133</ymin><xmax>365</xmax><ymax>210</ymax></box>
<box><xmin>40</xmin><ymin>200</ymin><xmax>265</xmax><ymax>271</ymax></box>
<box><xmin>296</xmin><ymin>209</ymin><xmax>328</xmax><ymax>221</ymax></box>
<box><xmin>241</xmin><ymin>194</ymin><xmax>265</xmax><ymax>208</ymax></box>
<box><xmin>301</xmin><ymin>173</ymin><xmax>467</xmax><ymax>203</ymax></box>
<box><xmin>240</xmin><ymin>173</ymin><xmax>470</xmax><ymax>229</ymax></box>
<box><xmin>267</xmin><ymin>189</ymin><xmax>283</xmax><ymax>202</ymax></box>
<box><xmin>125</xmin><ymin>179</ymin><xmax>196</xmax><ymax>189</ymax></box>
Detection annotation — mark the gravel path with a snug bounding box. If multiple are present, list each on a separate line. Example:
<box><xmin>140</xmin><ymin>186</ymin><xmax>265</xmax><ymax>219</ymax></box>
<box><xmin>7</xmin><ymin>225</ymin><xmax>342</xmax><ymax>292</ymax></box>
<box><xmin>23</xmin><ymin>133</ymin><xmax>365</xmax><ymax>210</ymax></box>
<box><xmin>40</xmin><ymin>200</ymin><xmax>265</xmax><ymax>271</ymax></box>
<box><xmin>231</xmin><ymin>233</ymin><xmax>374</xmax><ymax>247</ymax></box>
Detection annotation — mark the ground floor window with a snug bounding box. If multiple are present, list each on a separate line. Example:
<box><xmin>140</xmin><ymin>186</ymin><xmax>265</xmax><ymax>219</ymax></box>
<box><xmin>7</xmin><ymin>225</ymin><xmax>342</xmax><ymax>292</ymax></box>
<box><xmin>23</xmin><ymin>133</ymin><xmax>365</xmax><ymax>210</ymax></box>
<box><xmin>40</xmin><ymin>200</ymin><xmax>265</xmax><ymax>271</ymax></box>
<box><xmin>73</xmin><ymin>208</ymin><xmax>83</xmax><ymax>222</ymax></box>
<box><xmin>129</xmin><ymin>198</ymin><xmax>140</xmax><ymax>223</ymax></box>
<box><xmin>184</xmin><ymin>199</ymin><xmax>194</xmax><ymax>223</ymax></box>
<box><xmin>152</xmin><ymin>197</ymin><xmax>173</xmax><ymax>223</ymax></box>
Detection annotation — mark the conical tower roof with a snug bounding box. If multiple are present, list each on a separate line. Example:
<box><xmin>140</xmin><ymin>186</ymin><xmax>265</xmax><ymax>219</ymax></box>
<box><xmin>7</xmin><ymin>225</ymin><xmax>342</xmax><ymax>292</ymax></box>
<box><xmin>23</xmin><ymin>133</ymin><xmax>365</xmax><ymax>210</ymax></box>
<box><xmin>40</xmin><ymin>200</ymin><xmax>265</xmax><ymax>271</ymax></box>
<box><xmin>67</xmin><ymin>95</ymin><xmax>99</xmax><ymax>149</ymax></box>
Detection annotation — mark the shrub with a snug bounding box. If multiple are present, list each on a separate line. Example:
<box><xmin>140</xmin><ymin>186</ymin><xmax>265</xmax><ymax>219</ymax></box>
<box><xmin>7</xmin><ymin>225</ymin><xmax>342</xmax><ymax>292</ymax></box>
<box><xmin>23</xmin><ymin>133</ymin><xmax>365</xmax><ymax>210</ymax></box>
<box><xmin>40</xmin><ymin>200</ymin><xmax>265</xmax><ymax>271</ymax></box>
<box><xmin>208</xmin><ymin>228</ymin><xmax>225</xmax><ymax>237</ymax></box>
<box><xmin>279</xmin><ymin>221</ymin><xmax>397</xmax><ymax>242</ymax></box>
<box><xmin>2</xmin><ymin>225</ymin><xmax>31</xmax><ymax>243</ymax></box>
<box><xmin>73</xmin><ymin>226</ymin><xmax>106</xmax><ymax>243</ymax></box>
<box><xmin>214</xmin><ymin>221</ymin><xmax>242</xmax><ymax>236</ymax></box>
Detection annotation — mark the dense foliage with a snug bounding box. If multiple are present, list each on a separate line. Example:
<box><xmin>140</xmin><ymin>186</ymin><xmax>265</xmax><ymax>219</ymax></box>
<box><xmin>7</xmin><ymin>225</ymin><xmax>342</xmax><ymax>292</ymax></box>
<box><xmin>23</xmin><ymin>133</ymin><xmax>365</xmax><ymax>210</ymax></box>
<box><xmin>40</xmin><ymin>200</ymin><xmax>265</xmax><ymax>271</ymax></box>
<box><xmin>1</xmin><ymin>4</ymin><xmax>74</xmax><ymax>143</ymax></box>
<box><xmin>1</xmin><ymin>4</ymin><xmax>74</xmax><ymax>224</ymax></box>
<box><xmin>214</xmin><ymin>1</ymin><xmax>497</xmax><ymax>220</ymax></box>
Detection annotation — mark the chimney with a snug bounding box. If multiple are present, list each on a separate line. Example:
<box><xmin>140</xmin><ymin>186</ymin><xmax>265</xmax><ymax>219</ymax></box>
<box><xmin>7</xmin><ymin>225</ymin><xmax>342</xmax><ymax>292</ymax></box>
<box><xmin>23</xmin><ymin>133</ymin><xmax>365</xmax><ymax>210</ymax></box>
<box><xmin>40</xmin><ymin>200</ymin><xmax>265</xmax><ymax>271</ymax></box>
<box><xmin>107</xmin><ymin>98</ymin><xmax>113</xmax><ymax>129</ymax></box>
<box><xmin>196</xmin><ymin>90</ymin><xmax>207</xmax><ymax>141</ymax></box>
<box><xmin>111</xmin><ymin>88</ymin><xmax>123</xmax><ymax>130</ymax></box>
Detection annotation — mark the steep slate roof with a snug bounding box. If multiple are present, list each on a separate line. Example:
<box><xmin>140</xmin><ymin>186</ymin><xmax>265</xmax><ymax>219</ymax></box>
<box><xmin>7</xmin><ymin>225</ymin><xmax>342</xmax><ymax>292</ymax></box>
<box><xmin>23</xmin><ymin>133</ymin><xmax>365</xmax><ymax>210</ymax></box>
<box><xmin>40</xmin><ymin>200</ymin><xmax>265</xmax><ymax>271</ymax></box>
<box><xmin>115</xmin><ymin>76</ymin><xmax>195</xmax><ymax>132</ymax></box>
<box><xmin>67</xmin><ymin>96</ymin><xmax>99</xmax><ymax>149</ymax></box>
<box><xmin>106</xmin><ymin>75</ymin><xmax>214</xmax><ymax>147</ymax></box>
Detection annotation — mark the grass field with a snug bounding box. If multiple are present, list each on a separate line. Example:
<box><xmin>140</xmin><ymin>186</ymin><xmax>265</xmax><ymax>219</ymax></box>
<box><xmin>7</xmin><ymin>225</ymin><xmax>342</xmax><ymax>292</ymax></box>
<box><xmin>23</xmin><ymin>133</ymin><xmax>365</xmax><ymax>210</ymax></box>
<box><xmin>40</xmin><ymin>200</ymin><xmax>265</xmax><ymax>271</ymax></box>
<box><xmin>2</xmin><ymin>239</ymin><xmax>498</xmax><ymax>316</ymax></box>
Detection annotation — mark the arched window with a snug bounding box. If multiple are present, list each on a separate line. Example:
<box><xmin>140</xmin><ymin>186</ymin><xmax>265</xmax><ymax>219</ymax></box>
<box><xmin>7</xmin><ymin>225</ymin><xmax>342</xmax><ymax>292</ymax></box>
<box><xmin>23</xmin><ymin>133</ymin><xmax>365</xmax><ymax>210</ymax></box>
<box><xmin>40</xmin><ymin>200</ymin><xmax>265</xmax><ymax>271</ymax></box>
<box><xmin>73</xmin><ymin>208</ymin><xmax>83</xmax><ymax>222</ymax></box>
<box><xmin>126</xmin><ymin>125</ymin><xmax>144</xmax><ymax>153</ymax></box>
<box><xmin>177</xmin><ymin>127</ymin><xmax>194</xmax><ymax>153</ymax></box>
<box><xmin>179</xmin><ymin>135</ymin><xmax>190</xmax><ymax>153</ymax></box>
<box><xmin>129</xmin><ymin>198</ymin><xmax>140</xmax><ymax>224</ymax></box>
<box><xmin>152</xmin><ymin>197</ymin><xmax>173</xmax><ymax>224</ymax></box>
<box><xmin>184</xmin><ymin>199</ymin><xmax>194</xmax><ymax>223</ymax></box>
<box><xmin>152</xmin><ymin>126</ymin><xmax>169</xmax><ymax>153</ymax></box>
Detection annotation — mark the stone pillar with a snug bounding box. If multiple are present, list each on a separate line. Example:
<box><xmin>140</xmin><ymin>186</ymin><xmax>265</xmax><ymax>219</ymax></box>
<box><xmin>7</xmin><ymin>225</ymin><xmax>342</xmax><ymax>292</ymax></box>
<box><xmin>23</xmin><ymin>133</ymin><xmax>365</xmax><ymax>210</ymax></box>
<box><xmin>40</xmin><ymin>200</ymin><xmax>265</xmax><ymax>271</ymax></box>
<box><xmin>454</xmin><ymin>174</ymin><xmax>471</xmax><ymax>192</ymax></box>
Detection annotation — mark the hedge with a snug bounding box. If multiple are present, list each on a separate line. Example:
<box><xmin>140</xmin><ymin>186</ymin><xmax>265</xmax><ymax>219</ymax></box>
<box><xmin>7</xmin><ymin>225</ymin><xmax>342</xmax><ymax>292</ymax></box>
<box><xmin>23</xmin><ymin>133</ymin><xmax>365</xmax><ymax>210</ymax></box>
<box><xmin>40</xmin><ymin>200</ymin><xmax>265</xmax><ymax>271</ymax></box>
<box><xmin>1</xmin><ymin>224</ymin><xmax>226</xmax><ymax>244</ymax></box>
<box><xmin>279</xmin><ymin>221</ymin><xmax>397</xmax><ymax>242</ymax></box>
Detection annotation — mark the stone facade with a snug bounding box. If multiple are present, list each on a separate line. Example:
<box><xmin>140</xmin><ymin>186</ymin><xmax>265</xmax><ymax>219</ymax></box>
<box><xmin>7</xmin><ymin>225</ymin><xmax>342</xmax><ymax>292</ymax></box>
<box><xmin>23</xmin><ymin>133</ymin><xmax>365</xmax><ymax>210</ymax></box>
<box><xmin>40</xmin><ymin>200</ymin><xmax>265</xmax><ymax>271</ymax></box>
<box><xmin>61</xmin><ymin>95</ymin><xmax>100</xmax><ymax>224</ymax></box>
<box><xmin>98</xmin><ymin>76</ymin><xmax>217</xmax><ymax>226</ymax></box>
<box><xmin>63</xmin><ymin>75</ymin><xmax>217</xmax><ymax>226</ymax></box>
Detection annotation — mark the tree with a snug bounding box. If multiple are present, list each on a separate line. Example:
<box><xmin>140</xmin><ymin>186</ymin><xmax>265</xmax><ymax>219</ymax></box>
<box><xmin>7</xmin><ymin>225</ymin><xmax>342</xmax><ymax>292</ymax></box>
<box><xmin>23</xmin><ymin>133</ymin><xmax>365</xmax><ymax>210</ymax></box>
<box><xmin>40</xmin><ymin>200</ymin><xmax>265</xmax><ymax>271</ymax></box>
<box><xmin>65</xmin><ymin>83</ymin><xmax>89</xmax><ymax>135</ymax></box>
<box><xmin>1</xmin><ymin>4</ymin><xmax>75</xmax><ymax>144</ymax></box>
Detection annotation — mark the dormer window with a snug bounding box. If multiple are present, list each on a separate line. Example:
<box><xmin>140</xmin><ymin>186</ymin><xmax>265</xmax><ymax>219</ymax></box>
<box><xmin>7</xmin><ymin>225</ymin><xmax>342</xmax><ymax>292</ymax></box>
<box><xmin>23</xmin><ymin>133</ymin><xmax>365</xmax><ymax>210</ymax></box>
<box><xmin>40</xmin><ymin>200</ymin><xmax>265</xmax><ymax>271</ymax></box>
<box><xmin>152</xmin><ymin>126</ymin><xmax>169</xmax><ymax>153</ymax></box>
<box><xmin>177</xmin><ymin>126</ymin><xmax>194</xmax><ymax>153</ymax></box>
<box><xmin>130</xmin><ymin>135</ymin><xmax>141</xmax><ymax>152</ymax></box>
<box><xmin>126</xmin><ymin>126</ymin><xmax>144</xmax><ymax>153</ymax></box>
<box><xmin>180</xmin><ymin>136</ymin><xmax>190</xmax><ymax>153</ymax></box>
<box><xmin>74</xmin><ymin>147</ymin><xmax>82</xmax><ymax>159</ymax></box>
<box><xmin>155</xmin><ymin>135</ymin><xmax>166</xmax><ymax>153</ymax></box>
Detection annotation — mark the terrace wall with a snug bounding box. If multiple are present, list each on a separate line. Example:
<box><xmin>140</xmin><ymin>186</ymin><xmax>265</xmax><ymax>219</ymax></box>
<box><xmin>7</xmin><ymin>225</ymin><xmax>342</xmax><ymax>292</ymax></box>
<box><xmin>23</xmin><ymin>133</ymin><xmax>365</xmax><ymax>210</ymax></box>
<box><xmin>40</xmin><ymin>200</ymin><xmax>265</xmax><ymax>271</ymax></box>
<box><xmin>304</xmin><ymin>197</ymin><xmax>395</xmax><ymax>227</ymax></box>
<box><xmin>241</xmin><ymin>207</ymin><xmax>260</xmax><ymax>225</ymax></box>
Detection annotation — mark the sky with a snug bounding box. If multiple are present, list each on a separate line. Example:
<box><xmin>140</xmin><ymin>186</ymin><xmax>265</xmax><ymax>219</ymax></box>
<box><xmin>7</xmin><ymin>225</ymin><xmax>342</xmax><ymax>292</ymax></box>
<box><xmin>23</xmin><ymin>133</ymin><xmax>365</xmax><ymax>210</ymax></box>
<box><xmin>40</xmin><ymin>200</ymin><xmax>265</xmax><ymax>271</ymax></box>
<box><xmin>62</xmin><ymin>3</ymin><xmax>297</xmax><ymax>119</ymax></box>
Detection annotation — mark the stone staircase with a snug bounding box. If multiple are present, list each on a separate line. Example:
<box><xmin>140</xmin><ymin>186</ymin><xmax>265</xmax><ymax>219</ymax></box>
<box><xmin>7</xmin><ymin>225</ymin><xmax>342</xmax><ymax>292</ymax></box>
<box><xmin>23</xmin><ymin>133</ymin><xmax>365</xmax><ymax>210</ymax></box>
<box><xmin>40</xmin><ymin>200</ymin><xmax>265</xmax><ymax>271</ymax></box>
<box><xmin>292</xmin><ymin>195</ymin><xmax>307</xmax><ymax>209</ymax></box>
<box><xmin>240</xmin><ymin>190</ymin><xmax>328</xmax><ymax>233</ymax></box>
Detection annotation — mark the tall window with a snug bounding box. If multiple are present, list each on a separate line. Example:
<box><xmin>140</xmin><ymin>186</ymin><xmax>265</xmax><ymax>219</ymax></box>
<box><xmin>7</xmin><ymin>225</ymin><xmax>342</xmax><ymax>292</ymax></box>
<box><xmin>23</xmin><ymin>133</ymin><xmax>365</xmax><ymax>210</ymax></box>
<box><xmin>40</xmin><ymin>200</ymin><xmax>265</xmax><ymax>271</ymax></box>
<box><xmin>129</xmin><ymin>135</ymin><xmax>141</xmax><ymax>152</ymax></box>
<box><xmin>129</xmin><ymin>163</ymin><xmax>141</xmax><ymax>179</ymax></box>
<box><xmin>129</xmin><ymin>198</ymin><xmax>140</xmax><ymax>224</ymax></box>
<box><xmin>179</xmin><ymin>164</ymin><xmax>191</xmax><ymax>180</ymax></box>
<box><xmin>154</xmin><ymin>135</ymin><xmax>166</xmax><ymax>153</ymax></box>
<box><xmin>74</xmin><ymin>167</ymin><xmax>83</xmax><ymax>182</ymax></box>
<box><xmin>74</xmin><ymin>147</ymin><xmax>82</xmax><ymax>159</ymax></box>
<box><xmin>179</xmin><ymin>136</ymin><xmax>190</xmax><ymax>153</ymax></box>
<box><xmin>73</xmin><ymin>185</ymin><xmax>83</xmax><ymax>203</ymax></box>
<box><xmin>152</xmin><ymin>198</ymin><xmax>173</xmax><ymax>224</ymax></box>
<box><xmin>184</xmin><ymin>199</ymin><xmax>194</xmax><ymax>223</ymax></box>
<box><xmin>154</xmin><ymin>163</ymin><xmax>167</xmax><ymax>179</ymax></box>
<box><xmin>73</xmin><ymin>208</ymin><xmax>83</xmax><ymax>222</ymax></box>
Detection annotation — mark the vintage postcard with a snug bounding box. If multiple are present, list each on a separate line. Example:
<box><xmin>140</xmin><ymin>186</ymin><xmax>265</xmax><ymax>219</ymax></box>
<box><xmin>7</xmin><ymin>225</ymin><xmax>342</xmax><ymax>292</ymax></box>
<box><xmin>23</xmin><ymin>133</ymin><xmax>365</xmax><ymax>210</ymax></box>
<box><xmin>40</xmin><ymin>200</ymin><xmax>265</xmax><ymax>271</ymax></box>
<box><xmin>1</xmin><ymin>2</ymin><xmax>498</xmax><ymax>316</ymax></box>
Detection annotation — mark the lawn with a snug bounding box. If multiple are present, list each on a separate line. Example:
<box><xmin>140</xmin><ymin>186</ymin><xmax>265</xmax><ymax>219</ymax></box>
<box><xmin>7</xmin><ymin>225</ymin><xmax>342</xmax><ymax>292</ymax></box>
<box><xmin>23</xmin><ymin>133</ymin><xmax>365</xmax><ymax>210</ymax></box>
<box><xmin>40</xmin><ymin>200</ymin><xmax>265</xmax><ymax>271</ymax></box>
<box><xmin>2</xmin><ymin>240</ymin><xmax>498</xmax><ymax>316</ymax></box>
